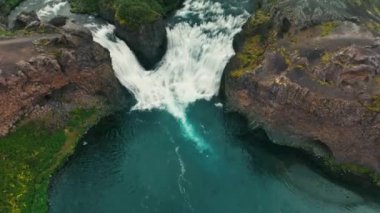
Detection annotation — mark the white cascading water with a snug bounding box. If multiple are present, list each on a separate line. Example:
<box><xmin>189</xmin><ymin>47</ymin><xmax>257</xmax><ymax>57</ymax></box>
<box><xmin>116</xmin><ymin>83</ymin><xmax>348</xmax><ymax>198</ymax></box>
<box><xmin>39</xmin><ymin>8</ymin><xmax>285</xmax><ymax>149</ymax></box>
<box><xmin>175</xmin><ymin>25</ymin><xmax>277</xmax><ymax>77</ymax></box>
<box><xmin>29</xmin><ymin>0</ymin><xmax>250</xmax><ymax>152</ymax></box>
<box><xmin>37</xmin><ymin>1</ymin><xmax>67</xmax><ymax>17</ymax></box>
<box><xmin>88</xmin><ymin>0</ymin><xmax>249</xmax><ymax>151</ymax></box>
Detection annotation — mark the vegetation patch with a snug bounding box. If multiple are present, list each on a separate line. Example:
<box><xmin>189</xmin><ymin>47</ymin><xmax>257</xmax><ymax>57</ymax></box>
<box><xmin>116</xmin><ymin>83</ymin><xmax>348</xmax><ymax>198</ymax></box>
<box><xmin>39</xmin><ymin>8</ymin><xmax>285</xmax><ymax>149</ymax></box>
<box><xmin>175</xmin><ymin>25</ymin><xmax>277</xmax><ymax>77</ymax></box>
<box><xmin>69</xmin><ymin>0</ymin><xmax>181</xmax><ymax>27</ymax></box>
<box><xmin>0</xmin><ymin>108</ymin><xmax>99</xmax><ymax>213</ymax></box>
<box><xmin>366</xmin><ymin>21</ymin><xmax>380</xmax><ymax>34</ymax></box>
<box><xmin>0</xmin><ymin>0</ymin><xmax>24</xmax><ymax>17</ymax></box>
<box><xmin>321</xmin><ymin>52</ymin><xmax>333</xmax><ymax>64</ymax></box>
<box><xmin>237</xmin><ymin>35</ymin><xmax>266</xmax><ymax>69</ymax></box>
<box><xmin>0</xmin><ymin>28</ymin><xmax>16</xmax><ymax>37</ymax></box>
<box><xmin>115</xmin><ymin>1</ymin><xmax>162</xmax><ymax>28</ymax></box>
<box><xmin>319</xmin><ymin>21</ymin><xmax>339</xmax><ymax>37</ymax></box>
<box><xmin>278</xmin><ymin>47</ymin><xmax>291</xmax><ymax>66</ymax></box>
<box><xmin>230</xmin><ymin>69</ymin><xmax>249</xmax><ymax>78</ymax></box>
<box><xmin>367</xmin><ymin>95</ymin><xmax>380</xmax><ymax>112</ymax></box>
<box><xmin>248</xmin><ymin>9</ymin><xmax>271</xmax><ymax>28</ymax></box>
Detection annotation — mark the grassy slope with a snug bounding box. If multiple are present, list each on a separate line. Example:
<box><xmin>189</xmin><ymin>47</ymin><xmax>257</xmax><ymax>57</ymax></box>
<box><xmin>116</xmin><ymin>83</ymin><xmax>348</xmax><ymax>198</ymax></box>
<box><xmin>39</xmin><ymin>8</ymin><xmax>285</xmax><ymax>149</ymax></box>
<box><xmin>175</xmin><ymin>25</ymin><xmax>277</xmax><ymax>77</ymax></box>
<box><xmin>0</xmin><ymin>108</ymin><xmax>101</xmax><ymax>213</ymax></box>
<box><xmin>69</xmin><ymin>0</ymin><xmax>181</xmax><ymax>27</ymax></box>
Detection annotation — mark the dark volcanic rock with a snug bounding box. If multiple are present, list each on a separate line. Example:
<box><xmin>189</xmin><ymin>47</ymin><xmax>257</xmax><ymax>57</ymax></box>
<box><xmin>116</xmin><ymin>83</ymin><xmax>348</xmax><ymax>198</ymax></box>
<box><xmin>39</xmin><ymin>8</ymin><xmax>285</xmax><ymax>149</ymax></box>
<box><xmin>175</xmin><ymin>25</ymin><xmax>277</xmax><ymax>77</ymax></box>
<box><xmin>93</xmin><ymin>9</ymin><xmax>168</xmax><ymax>70</ymax></box>
<box><xmin>0</xmin><ymin>17</ymin><xmax>127</xmax><ymax>136</ymax></box>
<box><xmin>49</xmin><ymin>16</ymin><xmax>69</xmax><ymax>27</ymax></box>
<box><xmin>13</xmin><ymin>11</ymin><xmax>40</xmax><ymax>30</ymax></box>
<box><xmin>225</xmin><ymin>0</ymin><xmax>380</xmax><ymax>176</ymax></box>
<box><xmin>114</xmin><ymin>20</ymin><xmax>167</xmax><ymax>70</ymax></box>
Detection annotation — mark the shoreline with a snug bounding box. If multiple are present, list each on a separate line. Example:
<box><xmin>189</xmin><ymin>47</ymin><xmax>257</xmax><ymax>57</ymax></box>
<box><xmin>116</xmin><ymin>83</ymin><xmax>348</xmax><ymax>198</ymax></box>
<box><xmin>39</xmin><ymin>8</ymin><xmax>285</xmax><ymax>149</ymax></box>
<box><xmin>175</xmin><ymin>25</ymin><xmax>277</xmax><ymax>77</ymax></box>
<box><xmin>0</xmin><ymin>108</ymin><xmax>106</xmax><ymax>212</ymax></box>
<box><xmin>47</xmin><ymin>108</ymin><xmax>380</xmax><ymax>210</ymax></box>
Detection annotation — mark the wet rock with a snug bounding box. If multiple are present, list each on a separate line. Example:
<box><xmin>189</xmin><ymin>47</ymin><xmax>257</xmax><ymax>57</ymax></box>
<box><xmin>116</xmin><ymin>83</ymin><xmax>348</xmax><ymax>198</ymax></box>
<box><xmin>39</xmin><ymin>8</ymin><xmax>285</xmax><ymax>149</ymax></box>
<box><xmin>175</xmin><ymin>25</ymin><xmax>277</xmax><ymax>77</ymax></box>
<box><xmin>13</xmin><ymin>11</ymin><xmax>40</xmax><ymax>30</ymax></box>
<box><xmin>92</xmin><ymin>8</ymin><xmax>168</xmax><ymax>70</ymax></box>
<box><xmin>114</xmin><ymin>19</ymin><xmax>167</xmax><ymax>70</ymax></box>
<box><xmin>49</xmin><ymin>16</ymin><xmax>68</xmax><ymax>27</ymax></box>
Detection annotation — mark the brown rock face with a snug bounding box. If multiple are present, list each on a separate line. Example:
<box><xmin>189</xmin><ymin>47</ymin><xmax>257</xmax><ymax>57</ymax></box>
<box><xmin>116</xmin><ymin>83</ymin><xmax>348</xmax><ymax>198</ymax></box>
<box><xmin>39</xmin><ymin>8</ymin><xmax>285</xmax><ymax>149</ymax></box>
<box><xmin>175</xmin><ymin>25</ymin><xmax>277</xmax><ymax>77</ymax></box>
<box><xmin>225</xmin><ymin>0</ymin><xmax>380</xmax><ymax>172</ymax></box>
<box><xmin>0</xmin><ymin>18</ymin><xmax>127</xmax><ymax>136</ymax></box>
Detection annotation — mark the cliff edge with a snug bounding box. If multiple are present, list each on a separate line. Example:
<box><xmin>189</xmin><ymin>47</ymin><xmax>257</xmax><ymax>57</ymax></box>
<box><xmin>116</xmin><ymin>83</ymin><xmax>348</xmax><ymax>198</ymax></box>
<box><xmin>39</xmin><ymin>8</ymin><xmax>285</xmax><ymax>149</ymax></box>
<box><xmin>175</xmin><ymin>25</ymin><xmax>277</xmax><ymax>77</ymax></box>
<box><xmin>225</xmin><ymin>0</ymin><xmax>380</xmax><ymax>184</ymax></box>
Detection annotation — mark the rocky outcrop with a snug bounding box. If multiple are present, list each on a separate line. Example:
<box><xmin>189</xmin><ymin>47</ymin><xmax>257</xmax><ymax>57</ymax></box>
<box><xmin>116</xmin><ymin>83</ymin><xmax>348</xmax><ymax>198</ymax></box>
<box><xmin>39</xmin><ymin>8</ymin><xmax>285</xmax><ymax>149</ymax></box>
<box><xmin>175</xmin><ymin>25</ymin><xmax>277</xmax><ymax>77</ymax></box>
<box><xmin>13</xmin><ymin>11</ymin><xmax>39</xmax><ymax>30</ymax></box>
<box><xmin>225</xmin><ymin>0</ymin><xmax>380</xmax><ymax>178</ymax></box>
<box><xmin>0</xmin><ymin>16</ymin><xmax>127</xmax><ymax>136</ymax></box>
<box><xmin>68</xmin><ymin>0</ymin><xmax>184</xmax><ymax>70</ymax></box>
<box><xmin>97</xmin><ymin>9</ymin><xmax>168</xmax><ymax>70</ymax></box>
<box><xmin>0</xmin><ymin>14</ymin><xmax>129</xmax><ymax>212</ymax></box>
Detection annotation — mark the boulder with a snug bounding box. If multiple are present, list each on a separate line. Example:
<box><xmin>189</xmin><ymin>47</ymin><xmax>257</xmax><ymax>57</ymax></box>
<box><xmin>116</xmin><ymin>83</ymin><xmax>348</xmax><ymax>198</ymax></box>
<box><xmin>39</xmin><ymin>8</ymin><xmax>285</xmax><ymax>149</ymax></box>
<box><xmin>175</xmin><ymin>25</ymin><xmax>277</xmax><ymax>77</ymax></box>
<box><xmin>13</xmin><ymin>11</ymin><xmax>40</xmax><ymax>30</ymax></box>
<box><xmin>49</xmin><ymin>16</ymin><xmax>69</xmax><ymax>27</ymax></box>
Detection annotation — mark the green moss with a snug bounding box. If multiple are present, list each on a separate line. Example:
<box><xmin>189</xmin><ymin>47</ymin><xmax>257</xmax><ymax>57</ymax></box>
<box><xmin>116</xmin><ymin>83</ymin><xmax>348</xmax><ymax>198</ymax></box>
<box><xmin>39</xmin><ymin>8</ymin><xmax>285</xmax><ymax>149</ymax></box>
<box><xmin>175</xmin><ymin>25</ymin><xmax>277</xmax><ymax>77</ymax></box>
<box><xmin>230</xmin><ymin>69</ymin><xmax>249</xmax><ymax>78</ymax></box>
<box><xmin>69</xmin><ymin>0</ymin><xmax>101</xmax><ymax>14</ymax></box>
<box><xmin>317</xmin><ymin>79</ymin><xmax>331</xmax><ymax>86</ymax></box>
<box><xmin>367</xmin><ymin>95</ymin><xmax>380</xmax><ymax>112</ymax></box>
<box><xmin>0</xmin><ymin>108</ymin><xmax>99</xmax><ymax>213</ymax></box>
<box><xmin>238</xmin><ymin>35</ymin><xmax>266</xmax><ymax>68</ymax></box>
<box><xmin>321</xmin><ymin>52</ymin><xmax>333</xmax><ymax>64</ymax></box>
<box><xmin>69</xmin><ymin>0</ymin><xmax>181</xmax><ymax>27</ymax></box>
<box><xmin>115</xmin><ymin>1</ymin><xmax>162</xmax><ymax>28</ymax></box>
<box><xmin>0</xmin><ymin>28</ymin><xmax>16</xmax><ymax>37</ymax></box>
<box><xmin>279</xmin><ymin>47</ymin><xmax>291</xmax><ymax>66</ymax></box>
<box><xmin>319</xmin><ymin>21</ymin><xmax>339</xmax><ymax>37</ymax></box>
<box><xmin>0</xmin><ymin>0</ymin><xmax>24</xmax><ymax>18</ymax></box>
<box><xmin>248</xmin><ymin>9</ymin><xmax>271</xmax><ymax>28</ymax></box>
<box><xmin>230</xmin><ymin>29</ymin><xmax>276</xmax><ymax>78</ymax></box>
<box><xmin>366</xmin><ymin>21</ymin><xmax>380</xmax><ymax>33</ymax></box>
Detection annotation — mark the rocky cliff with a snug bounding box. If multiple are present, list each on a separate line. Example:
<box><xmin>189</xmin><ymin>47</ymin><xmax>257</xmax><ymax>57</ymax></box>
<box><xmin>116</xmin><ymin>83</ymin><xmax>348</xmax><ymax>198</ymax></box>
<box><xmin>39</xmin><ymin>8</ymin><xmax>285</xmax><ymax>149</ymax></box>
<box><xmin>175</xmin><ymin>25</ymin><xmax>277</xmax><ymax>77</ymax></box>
<box><xmin>225</xmin><ymin>0</ymin><xmax>380</xmax><ymax>183</ymax></box>
<box><xmin>0</xmin><ymin>14</ymin><xmax>128</xmax><ymax>212</ymax></box>
<box><xmin>0</xmin><ymin>13</ymin><xmax>127</xmax><ymax>136</ymax></box>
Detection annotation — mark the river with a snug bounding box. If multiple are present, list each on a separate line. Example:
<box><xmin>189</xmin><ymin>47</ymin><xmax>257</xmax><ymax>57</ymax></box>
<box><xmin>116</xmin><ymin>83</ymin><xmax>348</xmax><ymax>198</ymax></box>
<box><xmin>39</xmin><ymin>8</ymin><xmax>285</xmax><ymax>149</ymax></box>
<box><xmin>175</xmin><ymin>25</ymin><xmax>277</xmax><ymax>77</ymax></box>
<box><xmin>9</xmin><ymin>0</ymin><xmax>380</xmax><ymax>212</ymax></box>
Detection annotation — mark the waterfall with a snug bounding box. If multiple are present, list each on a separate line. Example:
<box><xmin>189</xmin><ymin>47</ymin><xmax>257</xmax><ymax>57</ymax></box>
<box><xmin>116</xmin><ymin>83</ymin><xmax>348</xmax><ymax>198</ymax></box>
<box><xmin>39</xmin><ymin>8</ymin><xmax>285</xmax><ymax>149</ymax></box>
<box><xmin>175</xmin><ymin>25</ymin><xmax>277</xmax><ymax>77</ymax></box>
<box><xmin>90</xmin><ymin>1</ymin><xmax>249</xmax><ymax>117</ymax></box>
<box><xmin>88</xmin><ymin>0</ymin><xmax>249</xmax><ymax>151</ymax></box>
<box><xmin>26</xmin><ymin>0</ymin><xmax>250</xmax><ymax>151</ymax></box>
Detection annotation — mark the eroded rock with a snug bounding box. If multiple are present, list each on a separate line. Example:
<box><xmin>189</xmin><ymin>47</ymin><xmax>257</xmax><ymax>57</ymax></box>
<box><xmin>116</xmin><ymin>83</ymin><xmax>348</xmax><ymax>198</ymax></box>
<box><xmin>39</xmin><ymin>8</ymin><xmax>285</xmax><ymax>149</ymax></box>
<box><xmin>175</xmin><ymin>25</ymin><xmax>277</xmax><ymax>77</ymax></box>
<box><xmin>225</xmin><ymin>0</ymin><xmax>380</xmax><ymax>175</ymax></box>
<box><xmin>0</xmin><ymin>15</ymin><xmax>128</xmax><ymax>136</ymax></box>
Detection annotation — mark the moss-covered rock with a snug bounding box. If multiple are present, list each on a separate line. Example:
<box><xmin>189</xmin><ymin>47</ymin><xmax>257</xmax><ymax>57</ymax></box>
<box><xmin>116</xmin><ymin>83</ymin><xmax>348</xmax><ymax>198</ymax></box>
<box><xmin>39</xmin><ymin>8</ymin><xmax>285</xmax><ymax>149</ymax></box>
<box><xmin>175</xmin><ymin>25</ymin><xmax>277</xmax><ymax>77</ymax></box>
<box><xmin>224</xmin><ymin>0</ymin><xmax>380</xmax><ymax>188</ymax></box>
<box><xmin>69</xmin><ymin>0</ymin><xmax>180</xmax><ymax>26</ymax></box>
<box><xmin>68</xmin><ymin>0</ymin><xmax>184</xmax><ymax>69</ymax></box>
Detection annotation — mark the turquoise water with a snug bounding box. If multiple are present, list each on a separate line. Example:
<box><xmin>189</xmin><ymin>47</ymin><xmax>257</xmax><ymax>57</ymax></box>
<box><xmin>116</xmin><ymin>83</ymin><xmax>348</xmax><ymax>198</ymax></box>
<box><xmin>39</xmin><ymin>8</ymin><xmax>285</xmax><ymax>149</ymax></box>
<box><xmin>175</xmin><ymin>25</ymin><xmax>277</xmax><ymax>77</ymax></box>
<box><xmin>49</xmin><ymin>101</ymin><xmax>380</xmax><ymax>213</ymax></box>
